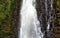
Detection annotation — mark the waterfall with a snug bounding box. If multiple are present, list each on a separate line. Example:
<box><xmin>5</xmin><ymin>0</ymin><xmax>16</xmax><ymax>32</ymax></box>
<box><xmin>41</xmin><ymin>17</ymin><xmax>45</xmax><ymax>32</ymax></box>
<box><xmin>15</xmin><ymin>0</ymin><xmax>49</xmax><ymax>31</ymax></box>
<box><xmin>39</xmin><ymin>0</ymin><xmax>54</xmax><ymax>38</ymax></box>
<box><xmin>19</xmin><ymin>0</ymin><xmax>44</xmax><ymax>38</ymax></box>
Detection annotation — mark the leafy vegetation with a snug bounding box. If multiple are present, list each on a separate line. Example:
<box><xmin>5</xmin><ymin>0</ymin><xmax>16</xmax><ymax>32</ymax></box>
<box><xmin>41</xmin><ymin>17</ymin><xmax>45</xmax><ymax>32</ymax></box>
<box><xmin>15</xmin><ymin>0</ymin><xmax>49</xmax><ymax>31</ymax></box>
<box><xmin>56</xmin><ymin>0</ymin><xmax>60</xmax><ymax>25</ymax></box>
<box><xmin>0</xmin><ymin>0</ymin><xmax>15</xmax><ymax>38</ymax></box>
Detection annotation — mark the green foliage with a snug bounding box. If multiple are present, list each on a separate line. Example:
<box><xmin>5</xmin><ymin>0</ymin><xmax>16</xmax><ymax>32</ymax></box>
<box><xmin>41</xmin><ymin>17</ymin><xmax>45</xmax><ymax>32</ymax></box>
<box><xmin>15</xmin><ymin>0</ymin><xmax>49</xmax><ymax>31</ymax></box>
<box><xmin>56</xmin><ymin>0</ymin><xmax>60</xmax><ymax>25</ymax></box>
<box><xmin>56</xmin><ymin>0</ymin><xmax>60</xmax><ymax>7</ymax></box>
<box><xmin>0</xmin><ymin>0</ymin><xmax>14</xmax><ymax>38</ymax></box>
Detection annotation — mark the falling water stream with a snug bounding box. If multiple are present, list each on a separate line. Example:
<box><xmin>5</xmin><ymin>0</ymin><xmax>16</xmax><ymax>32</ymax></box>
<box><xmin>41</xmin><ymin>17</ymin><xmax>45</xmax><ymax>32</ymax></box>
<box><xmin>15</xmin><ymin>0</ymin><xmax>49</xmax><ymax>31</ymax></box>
<box><xmin>19</xmin><ymin>0</ymin><xmax>55</xmax><ymax>38</ymax></box>
<box><xmin>19</xmin><ymin>0</ymin><xmax>43</xmax><ymax>38</ymax></box>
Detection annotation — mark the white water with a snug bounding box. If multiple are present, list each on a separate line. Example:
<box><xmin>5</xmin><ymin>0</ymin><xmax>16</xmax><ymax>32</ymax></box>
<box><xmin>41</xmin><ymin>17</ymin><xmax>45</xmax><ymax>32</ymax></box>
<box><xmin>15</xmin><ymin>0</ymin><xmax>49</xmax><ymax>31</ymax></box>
<box><xmin>19</xmin><ymin>0</ymin><xmax>44</xmax><ymax>38</ymax></box>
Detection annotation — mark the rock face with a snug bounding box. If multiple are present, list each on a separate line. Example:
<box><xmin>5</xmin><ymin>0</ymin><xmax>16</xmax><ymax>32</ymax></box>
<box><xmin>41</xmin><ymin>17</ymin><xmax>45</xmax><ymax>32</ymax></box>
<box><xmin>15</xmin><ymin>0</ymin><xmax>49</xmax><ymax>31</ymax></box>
<box><xmin>36</xmin><ymin>0</ymin><xmax>55</xmax><ymax>38</ymax></box>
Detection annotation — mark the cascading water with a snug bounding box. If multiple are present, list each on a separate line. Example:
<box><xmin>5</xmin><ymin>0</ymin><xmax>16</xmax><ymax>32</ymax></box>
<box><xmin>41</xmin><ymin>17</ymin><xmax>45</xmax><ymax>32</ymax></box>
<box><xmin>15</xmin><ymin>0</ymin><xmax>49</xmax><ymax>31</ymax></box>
<box><xmin>19</xmin><ymin>0</ymin><xmax>44</xmax><ymax>38</ymax></box>
<box><xmin>18</xmin><ymin>0</ymin><xmax>55</xmax><ymax>38</ymax></box>
<box><xmin>36</xmin><ymin>0</ymin><xmax>55</xmax><ymax>38</ymax></box>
